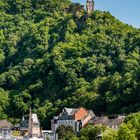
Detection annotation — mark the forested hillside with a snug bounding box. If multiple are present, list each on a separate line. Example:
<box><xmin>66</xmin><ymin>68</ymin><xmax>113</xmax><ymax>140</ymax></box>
<box><xmin>0</xmin><ymin>0</ymin><xmax>140</xmax><ymax>128</ymax></box>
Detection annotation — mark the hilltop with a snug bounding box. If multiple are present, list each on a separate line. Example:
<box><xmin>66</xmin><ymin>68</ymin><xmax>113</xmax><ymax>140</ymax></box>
<box><xmin>0</xmin><ymin>0</ymin><xmax>140</xmax><ymax>128</ymax></box>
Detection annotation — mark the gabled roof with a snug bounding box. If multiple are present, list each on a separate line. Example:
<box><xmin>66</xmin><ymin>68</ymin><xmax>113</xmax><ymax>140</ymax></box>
<box><xmin>94</xmin><ymin>117</ymin><xmax>109</xmax><ymax>125</ymax></box>
<box><xmin>63</xmin><ymin>108</ymin><xmax>78</xmax><ymax>116</ymax></box>
<box><xmin>117</xmin><ymin>115</ymin><xmax>125</xmax><ymax>120</ymax></box>
<box><xmin>88</xmin><ymin>110</ymin><xmax>96</xmax><ymax>118</ymax></box>
<box><xmin>56</xmin><ymin>107</ymin><xmax>96</xmax><ymax>122</ymax></box>
<box><xmin>20</xmin><ymin>113</ymin><xmax>40</xmax><ymax>129</ymax></box>
<box><xmin>108</xmin><ymin>118</ymin><xmax>123</xmax><ymax>126</ymax></box>
<box><xmin>81</xmin><ymin>110</ymin><xmax>95</xmax><ymax>122</ymax></box>
<box><xmin>0</xmin><ymin>120</ymin><xmax>12</xmax><ymax>129</ymax></box>
<box><xmin>89</xmin><ymin>116</ymin><xmax>109</xmax><ymax>125</ymax></box>
<box><xmin>32</xmin><ymin>114</ymin><xmax>40</xmax><ymax>124</ymax></box>
<box><xmin>20</xmin><ymin>119</ymin><xmax>28</xmax><ymax>129</ymax></box>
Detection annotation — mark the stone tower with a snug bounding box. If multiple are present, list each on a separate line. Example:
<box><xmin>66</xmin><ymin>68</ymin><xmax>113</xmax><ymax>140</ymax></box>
<box><xmin>28</xmin><ymin>108</ymin><xmax>41</xmax><ymax>137</ymax></box>
<box><xmin>86</xmin><ymin>0</ymin><xmax>94</xmax><ymax>14</ymax></box>
<box><xmin>28</xmin><ymin>108</ymin><xmax>32</xmax><ymax>137</ymax></box>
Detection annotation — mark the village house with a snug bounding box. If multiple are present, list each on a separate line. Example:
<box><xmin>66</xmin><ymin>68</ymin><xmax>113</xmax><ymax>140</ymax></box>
<box><xmin>20</xmin><ymin>116</ymin><xmax>29</xmax><ymax>136</ymax></box>
<box><xmin>0</xmin><ymin>109</ymin><xmax>125</xmax><ymax>140</ymax></box>
<box><xmin>89</xmin><ymin>115</ymin><xmax>125</xmax><ymax>129</ymax></box>
<box><xmin>0</xmin><ymin>120</ymin><xmax>12</xmax><ymax>135</ymax></box>
<box><xmin>107</xmin><ymin>116</ymin><xmax>125</xmax><ymax>129</ymax></box>
<box><xmin>89</xmin><ymin>116</ymin><xmax>109</xmax><ymax>126</ymax></box>
<box><xmin>46</xmin><ymin>109</ymin><xmax>125</xmax><ymax>140</ymax></box>
<box><xmin>19</xmin><ymin>109</ymin><xmax>41</xmax><ymax>138</ymax></box>
<box><xmin>51</xmin><ymin>107</ymin><xmax>96</xmax><ymax>134</ymax></box>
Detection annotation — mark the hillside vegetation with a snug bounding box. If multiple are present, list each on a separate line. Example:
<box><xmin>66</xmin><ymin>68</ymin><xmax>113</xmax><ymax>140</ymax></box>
<box><xmin>0</xmin><ymin>0</ymin><xmax>140</xmax><ymax>128</ymax></box>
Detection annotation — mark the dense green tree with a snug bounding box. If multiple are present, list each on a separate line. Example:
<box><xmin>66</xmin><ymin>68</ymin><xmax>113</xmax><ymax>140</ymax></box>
<box><xmin>123</xmin><ymin>112</ymin><xmax>140</xmax><ymax>139</ymax></box>
<box><xmin>0</xmin><ymin>88</ymin><xmax>9</xmax><ymax>119</ymax></box>
<box><xmin>102</xmin><ymin>128</ymin><xmax>118</xmax><ymax>140</ymax></box>
<box><xmin>118</xmin><ymin>123</ymin><xmax>137</xmax><ymax>140</ymax></box>
<box><xmin>80</xmin><ymin>125</ymin><xmax>102</xmax><ymax>140</ymax></box>
<box><xmin>56</xmin><ymin>125</ymin><xmax>76</xmax><ymax>140</ymax></box>
<box><xmin>0</xmin><ymin>0</ymin><xmax>140</xmax><ymax>130</ymax></box>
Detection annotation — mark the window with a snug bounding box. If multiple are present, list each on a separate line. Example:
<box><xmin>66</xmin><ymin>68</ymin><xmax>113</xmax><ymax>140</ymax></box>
<box><xmin>112</xmin><ymin>125</ymin><xmax>114</xmax><ymax>129</ymax></box>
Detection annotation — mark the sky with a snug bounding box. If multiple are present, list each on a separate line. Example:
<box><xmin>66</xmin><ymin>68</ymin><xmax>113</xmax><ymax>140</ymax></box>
<box><xmin>72</xmin><ymin>0</ymin><xmax>140</xmax><ymax>28</ymax></box>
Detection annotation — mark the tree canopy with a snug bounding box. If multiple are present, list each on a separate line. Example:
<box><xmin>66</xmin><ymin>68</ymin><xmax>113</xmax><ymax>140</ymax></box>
<box><xmin>0</xmin><ymin>0</ymin><xmax>140</xmax><ymax>129</ymax></box>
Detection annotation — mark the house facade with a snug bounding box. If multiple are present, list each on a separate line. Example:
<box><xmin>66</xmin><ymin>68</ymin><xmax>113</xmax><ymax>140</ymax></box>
<box><xmin>0</xmin><ymin>120</ymin><xmax>12</xmax><ymax>135</ymax></box>
<box><xmin>107</xmin><ymin>116</ymin><xmax>125</xmax><ymax>129</ymax></box>
<box><xmin>51</xmin><ymin>107</ymin><xmax>96</xmax><ymax>133</ymax></box>
<box><xmin>20</xmin><ymin>109</ymin><xmax>41</xmax><ymax>138</ymax></box>
<box><xmin>89</xmin><ymin>116</ymin><xmax>109</xmax><ymax>126</ymax></box>
<box><xmin>89</xmin><ymin>115</ymin><xmax>125</xmax><ymax>129</ymax></box>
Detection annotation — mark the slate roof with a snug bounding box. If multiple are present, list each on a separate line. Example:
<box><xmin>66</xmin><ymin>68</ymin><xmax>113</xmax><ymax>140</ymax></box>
<box><xmin>108</xmin><ymin>118</ymin><xmax>123</xmax><ymax>126</ymax></box>
<box><xmin>13</xmin><ymin>123</ymin><xmax>20</xmax><ymax>128</ymax></box>
<box><xmin>55</xmin><ymin>108</ymin><xmax>96</xmax><ymax>122</ymax></box>
<box><xmin>63</xmin><ymin>108</ymin><xmax>78</xmax><ymax>116</ymax></box>
<box><xmin>92</xmin><ymin>117</ymin><xmax>109</xmax><ymax>125</ymax></box>
<box><xmin>20</xmin><ymin>113</ymin><xmax>40</xmax><ymax>130</ymax></box>
<box><xmin>20</xmin><ymin>119</ymin><xmax>28</xmax><ymax>130</ymax></box>
<box><xmin>55</xmin><ymin>108</ymin><xmax>78</xmax><ymax>120</ymax></box>
<box><xmin>90</xmin><ymin>115</ymin><xmax>125</xmax><ymax>126</ymax></box>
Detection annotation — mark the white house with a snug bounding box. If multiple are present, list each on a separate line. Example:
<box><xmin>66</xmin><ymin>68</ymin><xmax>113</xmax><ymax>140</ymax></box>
<box><xmin>51</xmin><ymin>107</ymin><xmax>95</xmax><ymax>134</ymax></box>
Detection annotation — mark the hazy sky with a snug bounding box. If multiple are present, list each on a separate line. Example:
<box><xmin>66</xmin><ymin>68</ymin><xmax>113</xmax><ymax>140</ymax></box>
<box><xmin>72</xmin><ymin>0</ymin><xmax>140</xmax><ymax>28</ymax></box>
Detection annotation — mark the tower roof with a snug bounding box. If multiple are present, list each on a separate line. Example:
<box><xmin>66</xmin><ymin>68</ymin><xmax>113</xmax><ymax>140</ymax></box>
<box><xmin>63</xmin><ymin>108</ymin><xmax>78</xmax><ymax>115</ymax></box>
<box><xmin>87</xmin><ymin>0</ymin><xmax>94</xmax><ymax>2</ymax></box>
<box><xmin>32</xmin><ymin>114</ymin><xmax>40</xmax><ymax>124</ymax></box>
